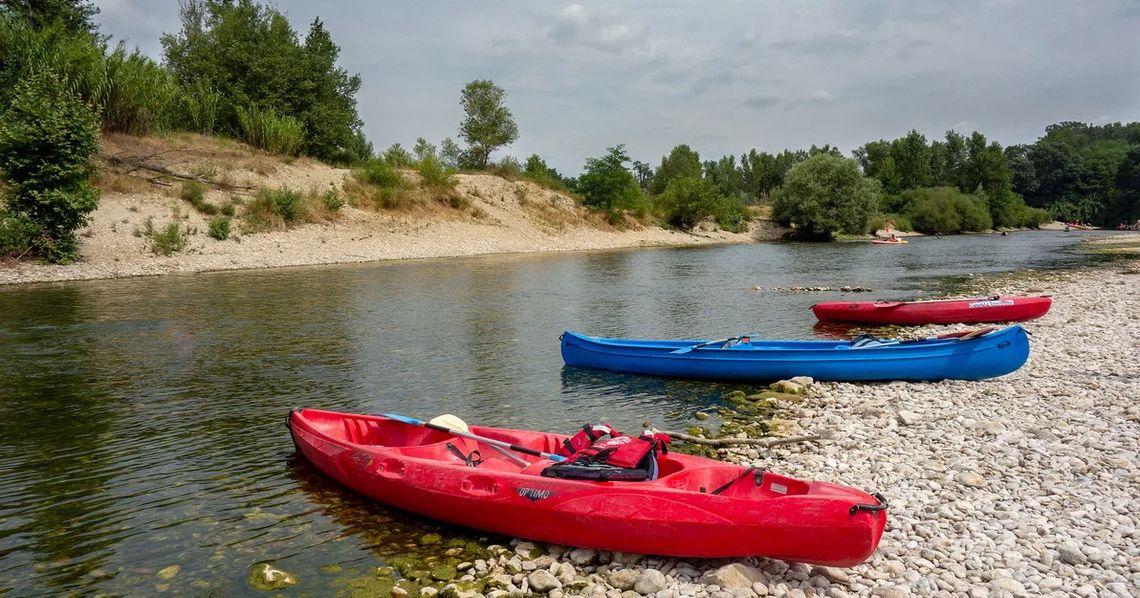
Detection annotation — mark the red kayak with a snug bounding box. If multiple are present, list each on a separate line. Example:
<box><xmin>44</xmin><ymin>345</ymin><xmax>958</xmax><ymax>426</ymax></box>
<box><xmin>812</xmin><ymin>295</ymin><xmax>1052</xmax><ymax>325</ymax></box>
<box><xmin>288</xmin><ymin>408</ymin><xmax>887</xmax><ymax>566</ymax></box>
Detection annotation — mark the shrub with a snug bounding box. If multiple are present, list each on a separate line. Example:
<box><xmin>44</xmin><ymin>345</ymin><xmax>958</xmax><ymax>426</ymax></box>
<box><xmin>235</xmin><ymin>105</ymin><xmax>303</xmax><ymax>156</ymax></box>
<box><xmin>867</xmin><ymin>213</ymin><xmax>913</xmax><ymax>233</ymax></box>
<box><xmin>577</xmin><ymin>145</ymin><xmax>641</xmax><ymax>213</ymax></box>
<box><xmin>901</xmin><ymin>187</ymin><xmax>992</xmax><ymax>234</ymax></box>
<box><xmin>417</xmin><ymin>155</ymin><xmax>458</xmax><ymax>189</ymax></box>
<box><xmin>180</xmin><ymin>180</ymin><xmax>218</xmax><ymax>214</ymax></box>
<box><xmin>715</xmin><ymin>195</ymin><xmax>749</xmax><ymax>233</ymax></box>
<box><xmin>0</xmin><ymin>210</ymin><xmax>43</xmax><ymax>257</ymax></box>
<box><xmin>382</xmin><ymin>143</ymin><xmax>412</xmax><ymax>167</ymax></box>
<box><xmin>353</xmin><ymin>159</ymin><xmax>401</xmax><ymax>189</ymax></box>
<box><xmin>659</xmin><ymin>176</ymin><xmax>722</xmax><ymax>230</ymax></box>
<box><xmin>0</xmin><ymin>70</ymin><xmax>100</xmax><ymax>263</ymax></box>
<box><xmin>260</xmin><ymin>188</ymin><xmax>301</xmax><ymax>222</ymax></box>
<box><xmin>208</xmin><ymin>215</ymin><xmax>231</xmax><ymax>240</ymax></box>
<box><xmin>320</xmin><ymin>190</ymin><xmax>344</xmax><ymax>211</ymax></box>
<box><xmin>493</xmin><ymin>155</ymin><xmax>522</xmax><ymax>179</ymax></box>
<box><xmin>143</xmin><ymin>217</ymin><xmax>190</xmax><ymax>255</ymax></box>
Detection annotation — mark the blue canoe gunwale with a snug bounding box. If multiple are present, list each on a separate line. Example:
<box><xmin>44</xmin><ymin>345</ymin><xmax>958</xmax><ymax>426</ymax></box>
<box><xmin>559</xmin><ymin>326</ymin><xmax>1030</xmax><ymax>382</ymax></box>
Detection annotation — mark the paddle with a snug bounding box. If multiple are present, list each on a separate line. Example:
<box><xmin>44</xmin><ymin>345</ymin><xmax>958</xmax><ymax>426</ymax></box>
<box><xmin>670</xmin><ymin>334</ymin><xmax>754</xmax><ymax>354</ymax></box>
<box><xmin>381</xmin><ymin>413</ymin><xmax>567</xmax><ymax>462</ymax></box>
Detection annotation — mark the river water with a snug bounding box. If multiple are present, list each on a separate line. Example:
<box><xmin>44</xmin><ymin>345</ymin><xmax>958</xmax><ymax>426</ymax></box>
<box><xmin>0</xmin><ymin>231</ymin><xmax>1112</xmax><ymax>595</ymax></box>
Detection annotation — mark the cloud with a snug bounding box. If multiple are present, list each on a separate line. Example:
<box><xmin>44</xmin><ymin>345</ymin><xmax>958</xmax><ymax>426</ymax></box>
<box><xmin>744</xmin><ymin>96</ymin><xmax>781</xmax><ymax>110</ymax></box>
<box><xmin>543</xmin><ymin>3</ymin><xmax>655</xmax><ymax>60</ymax></box>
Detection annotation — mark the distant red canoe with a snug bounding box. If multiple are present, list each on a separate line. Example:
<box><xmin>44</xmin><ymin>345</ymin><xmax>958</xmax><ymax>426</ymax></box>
<box><xmin>288</xmin><ymin>408</ymin><xmax>887</xmax><ymax>566</ymax></box>
<box><xmin>870</xmin><ymin>239</ymin><xmax>908</xmax><ymax>245</ymax></box>
<box><xmin>812</xmin><ymin>296</ymin><xmax>1052</xmax><ymax>325</ymax></box>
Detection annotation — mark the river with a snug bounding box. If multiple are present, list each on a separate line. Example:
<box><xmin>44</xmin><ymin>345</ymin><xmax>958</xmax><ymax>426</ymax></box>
<box><xmin>0</xmin><ymin>231</ymin><xmax>1112</xmax><ymax>595</ymax></box>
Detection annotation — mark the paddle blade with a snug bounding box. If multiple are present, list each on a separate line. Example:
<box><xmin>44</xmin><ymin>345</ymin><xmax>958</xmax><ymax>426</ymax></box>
<box><xmin>669</xmin><ymin>346</ymin><xmax>695</xmax><ymax>355</ymax></box>
<box><xmin>381</xmin><ymin>413</ymin><xmax>420</xmax><ymax>425</ymax></box>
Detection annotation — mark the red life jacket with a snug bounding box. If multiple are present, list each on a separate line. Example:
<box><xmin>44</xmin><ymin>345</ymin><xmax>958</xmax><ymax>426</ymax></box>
<box><xmin>556</xmin><ymin>423</ymin><xmax>620</xmax><ymax>457</ymax></box>
<box><xmin>542</xmin><ymin>430</ymin><xmax>671</xmax><ymax>482</ymax></box>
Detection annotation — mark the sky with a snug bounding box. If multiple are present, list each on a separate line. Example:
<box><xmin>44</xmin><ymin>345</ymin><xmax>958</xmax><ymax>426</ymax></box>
<box><xmin>94</xmin><ymin>0</ymin><xmax>1140</xmax><ymax>175</ymax></box>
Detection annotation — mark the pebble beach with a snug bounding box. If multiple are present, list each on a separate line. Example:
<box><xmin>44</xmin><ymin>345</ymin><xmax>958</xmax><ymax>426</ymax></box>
<box><xmin>376</xmin><ymin>260</ymin><xmax>1139</xmax><ymax>598</ymax></box>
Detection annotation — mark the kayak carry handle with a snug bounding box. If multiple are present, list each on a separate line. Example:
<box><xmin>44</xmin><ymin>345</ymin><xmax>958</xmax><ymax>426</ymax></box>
<box><xmin>848</xmin><ymin>492</ymin><xmax>889</xmax><ymax>516</ymax></box>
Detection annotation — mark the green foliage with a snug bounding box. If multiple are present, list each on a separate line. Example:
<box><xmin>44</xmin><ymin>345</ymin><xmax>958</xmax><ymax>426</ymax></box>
<box><xmin>740</xmin><ymin>148</ymin><xmax>808</xmax><ymax>201</ymax></box>
<box><xmin>417</xmin><ymin>154</ymin><xmax>457</xmax><ymax>189</ymax></box>
<box><xmin>522</xmin><ymin>154</ymin><xmax>567</xmax><ymax>190</ymax></box>
<box><xmin>207</xmin><ymin>215</ymin><xmax>231</xmax><ymax>240</ymax></box>
<box><xmin>162</xmin><ymin>0</ymin><xmax>365</xmax><ymax>162</ymax></box>
<box><xmin>493</xmin><ymin>155</ymin><xmax>521</xmax><ymax>179</ymax></box>
<box><xmin>174</xmin><ymin>80</ymin><xmax>222</xmax><ymax>134</ymax></box>
<box><xmin>659</xmin><ymin>176</ymin><xmax>719</xmax><ymax>230</ymax></box>
<box><xmin>772</xmin><ymin>154</ymin><xmax>880</xmax><ymax>239</ymax></box>
<box><xmin>0</xmin><ymin>209</ymin><xmax>43</xmax><ymax>257</ymax></box>
<box><xmin>458</xmin><ymin>79</ymin><xmax>519</xmax><ymax>169</ymax></box>
<box><xmin>179</xmin><ymin>180</ymin><xmax>219</xmax><ymax>214</ymax></box>
<box><xmin>383</xmin><ymin>143</ymin><xmax>412</xmax><ymax>168</ymax></box>
<box><xmin>649</xmin><ymin>144</ymin><xmax>702</xmax><ymax>195</ymax></box>
<box><xmin>439</xmin><ymin>137</ymin><xmax>462</xmax><ymax>169</ymax></box>
<box><xmin>703</xmin><ymin>155</ymin><xmax>746</xmax><ymax>201</ymax></box>
<box><xmin>320</xmin><ymin>190</ymin><xmax>344</xmax><ymax>211</ymax></box>
<box><xmin>715</xmin><ymin>196</ymin><xmax>749</xmax><ymax>233</ymax></box>
<box><xmin>899</xmin><ymin>187</ymin><xmax>992</xmax><ymax>234</ymax></box>
<box><xmin>0</xmin><ymin>0</ymin><xmax>98</xmax><ymax>33</ymax></box>
<box><xmin>142</xmin><ymin>216</ymin><xmax>190</xmax><ymax>255</ymax></box>
<box><xmin>99</xmin><ymin>45</ymin><xmax>178</xmax><ymax>135</ymax></box>
<box><xmin>0</xmin><ymin>70</ymin><xmax>99</xmax><ymax>262</ymax></box>
<box><xmin>257</xmin><ymin>188</ymin><xmax>301</xmax><ymax>222</ymax></box>
<box><xmin>577</xmin><ymin>145</ymin><xmax>641</xmax><ymax>215</ymax></box>
<box><xmin>354</xmin><ymin>158</ymin><xmax>401</xmax><ymax>189</ymax></box>
<box><xmin>867</xmin><ymin>213</ymin><xmax>912</xmax><ymax>234</ymax></box>
<box><xmin>235</xmin><ymin>105</ymin><xmax>303</xmax><ymax>156</ymax></box>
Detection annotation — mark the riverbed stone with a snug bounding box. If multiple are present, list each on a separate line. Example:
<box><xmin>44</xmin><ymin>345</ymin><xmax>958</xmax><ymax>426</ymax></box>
<box><xmin>634</xmin><ymin>569</ymin><xmax>667</xmax><ymax>594</ymax></box>
<box><xmin>608</xmin><ymin>568</ymin><xmax>640</xmax><ymax>591</ymax></box>
<box><xmin>700</xmin><ymin>564</ymin><xmax>764</xmax><ymax>589</ymax></box>
<box><xmin>246</xmin><ymin>562</ymin><xmax>296</xmax><ymax>591</ymax></box>
<box><xmin>528</xmin><ymin>570</ymin><xmax>562</xmax><ymax>593</ymax></box>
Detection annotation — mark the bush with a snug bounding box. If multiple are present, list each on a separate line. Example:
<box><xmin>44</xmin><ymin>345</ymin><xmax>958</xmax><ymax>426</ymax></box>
<box><xmin>493</xmin><ymin>155</ymin><xmax>522</xmax><ymax>178</ymax></box>
<box><xmin>0</xmin><ymin>70</ymin><xmax>100</xmax><ymax>263</ymax></box>
<box><xmin>867</xmin><ymin>213</ymin><xmax>913</xmax><ymax>233</ymax></box>
<box><xmin>772</xmin><ymin>154</ymin><xmax>880</xmax><ymax>239</ymax></box>
<box><xmin>659</xmin><ymin>176</ymin><xmax>722</xmax><ymax>230</ymax></box>
<box><xmin>901</xmin><ymin>187</ymin><xmax>992</xmax><ymax>234</ymax></box>
<box><xmin>143</xmin><ymin>217</ymin><xmax>190</xmax><ymax>255</ymax></box>
<box><xmin>715</xmin><ymin>195</ymin><xmax>749</xmax><ymax>233</ymax></box>
<box><xmin>180</xmin><ymin>180</ymin><xmax>218</xmax><ymax>214</ymax></box>
<box><xmin>320</xmin><ymin>190</ymin><xmax>344</xmax><ymax>211</ymax></box>
<box><xmin>235</xmin><ymin>105</ymin><xmax>303</xmax><ymax>156</ymax></box>
<box><xmin>260</xmin><ymin>188</ymin><xmax>301</xmax><ymax>222</ymax></box>
<box><xmin>208</xmin><ymin>215</ymin><xmax>231</xmax><ymax>240</ymax></box>
<box><xmin>578</xmin><ymin>145</ymin><xmax>641</xmax><ymax>213</ymax></box>
<box><xmin>417</xmin><ymin>155</ymin><xmax>457</xmax><ymax>189</ymax></box>
<box><xmin>0</xmin><ymin>210</ymin><xmax>43</xmax><ymax>257</ymax></box>
<box><xmin>353</xmin><ymin>159</ymin><xmax>401</xmax><ymax>189</ymax></box>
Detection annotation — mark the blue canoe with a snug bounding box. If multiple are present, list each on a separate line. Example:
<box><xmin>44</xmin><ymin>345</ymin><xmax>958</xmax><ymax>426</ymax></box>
<box><xmin>560</xmin><ymin>326</ymin><xmax>1030</xmax><ymax>382</ymax></box>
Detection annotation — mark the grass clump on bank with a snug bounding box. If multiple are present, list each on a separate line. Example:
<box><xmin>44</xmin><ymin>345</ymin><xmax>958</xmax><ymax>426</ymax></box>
<box><xmin>208</xmin><ymin>216</ymin><xmax>231</xmax><ymax>240</ymax></box>
<box><xmin>243</xmin><ymin>187</ymin><xmax>344</xmax><ymax>232</ymax></box>
<box><xmin>138</xmin><ymin>216</ymin><xmax>191</xmax><ymax>255</ymax></box>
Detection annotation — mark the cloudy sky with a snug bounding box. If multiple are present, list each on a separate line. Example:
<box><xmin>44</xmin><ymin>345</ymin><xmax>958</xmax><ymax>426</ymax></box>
<box><xmin>95</xmin><ymin>0</ymin><xmax>1140</xmax><ymax>174</ymax></box>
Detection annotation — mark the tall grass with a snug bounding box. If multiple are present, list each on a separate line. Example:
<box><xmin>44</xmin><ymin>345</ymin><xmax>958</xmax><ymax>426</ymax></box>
<box><xmin>236</xmin><ymin>105</ymin><xmax>303</xmax><ymax>156</ymax></box>
<box><xmin>99</xmin><ymin>46</ymin><xmax>177</xmax><ymax>135</ymax></box>
<box><xmin>176</xmin><ymin>80</ymin><xmax>222</xmax><ymax>135</ymax></box>
<box><xmin>243</xmin><ymin>187</ymin><xmax>342</xmax><ymax>231</ymax></box>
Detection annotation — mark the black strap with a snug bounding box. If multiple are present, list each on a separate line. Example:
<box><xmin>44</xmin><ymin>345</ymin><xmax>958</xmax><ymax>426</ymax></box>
<box><xmin>711</xmin><ymin>467</ymin><xmax>758</xmax><ymax>496</ymax></box>
<box><xmin>446</xmin><ymin>442</ymin><xmax>483</xmax><ymax>467</ymax></box>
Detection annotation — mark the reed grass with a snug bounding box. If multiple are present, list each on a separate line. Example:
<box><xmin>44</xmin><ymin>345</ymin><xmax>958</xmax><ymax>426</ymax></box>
<box><xmin>235</xmin><ymin>105</ymin><xmax>303</xmax><ymax>156</ymax></box>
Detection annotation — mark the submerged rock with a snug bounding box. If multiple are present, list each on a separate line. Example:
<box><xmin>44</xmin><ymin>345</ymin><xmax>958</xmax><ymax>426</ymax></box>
<box><xmin>247</xmin><ymin>562</ymin><xmax>297</xmax><ymax>591</ymax></box>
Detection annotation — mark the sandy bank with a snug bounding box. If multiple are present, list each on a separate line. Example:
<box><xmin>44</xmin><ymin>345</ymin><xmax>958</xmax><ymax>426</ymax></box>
<box><xmin>0</xmin><ymin>134</ymin><xmax>784</xmax><ymax>286</ymax></box>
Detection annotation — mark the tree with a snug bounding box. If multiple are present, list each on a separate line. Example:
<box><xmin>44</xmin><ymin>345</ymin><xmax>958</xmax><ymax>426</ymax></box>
<box><xmin>161</xmin><ymin>1</ymin><xmax>366</xmax><ymax>162</ymax></box>
<box><xmin>577</xmin><ymin>145</ymin><xmax>640</xmax><ymax>213</ymax></box>
<box><xmin>0</xmin><ymin>0</ymin><xmax>97</xmax><ymax>33</ymax></box>
<box><xmin>703</xmin><ymin>154</ymin><xmax>745</xmax><ymax>200</ymax></box>
<box><xmin>458</xmin><ymin>79</ymin><xmax>519</xmax><ymax>169</ymax></box>
<box><xmin>659</xmin><ymin>176</ymin><xmax>721</xmax><ymax>230</ymax></box>
<box><xmin>649</xmin><ymin>144</ymin><xmax>701</xmax><ymax>195</ymax></box>
<box><xmin>0</xmin><ymin>71</ymin><xmax>100</xmax><ymax>262</ymax></box>
<box><xmin>771</xmin><ymin>154</ymin><xmax>880</xmax><ymax>239</ymax></box>
<box><xmin>439</xmin><ymin>137</ymin><xmax>462</xmax><ymax>169</ymax></box>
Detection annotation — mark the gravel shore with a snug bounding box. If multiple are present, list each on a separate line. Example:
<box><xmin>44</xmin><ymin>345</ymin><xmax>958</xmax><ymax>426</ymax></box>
<box><xmin>415</xmin><ymin>262</ymin><xmax>1138</xmax><ymax>598</ymax></box>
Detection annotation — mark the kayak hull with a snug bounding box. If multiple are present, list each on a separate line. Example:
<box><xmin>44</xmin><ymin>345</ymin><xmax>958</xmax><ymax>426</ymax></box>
<box><xmin>288</xmin><ymin>408</ymin><xmax>887</xmax><ymax>566</ymax></box>
<box><xmin>812</xmin><ymin>296</ymin><xmax>1052</xmax><ymax>325</ymax></box>
<box><xmin>560</xmin><ymin>326</ymin><xmax>1029</xmax><ymax>382</ymax></box>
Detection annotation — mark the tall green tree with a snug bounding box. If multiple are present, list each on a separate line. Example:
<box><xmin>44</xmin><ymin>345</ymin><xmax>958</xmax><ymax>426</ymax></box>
<box><xmin>161</xmin><ymin>0</ymin><xmax>365</xmax><ymax>162</ymax></box>
<box><xmin>649</xmin><ymin>144</ymin><xmax>701</xmax><ymax>195</ymax></box>
<box><xmin>772</xmin><ymin>154</ymin><xmax>880</xmax><ymax>239</ymax></box>
<box><xmin>0</xmin><ymin>71</ymin><xmax>100</xmax><ymax>262</ymax></box>
<box><xmin>577</xmin><ymin>145</ymin><xmax>640</xmax><ymax>213</ymax></box>
<box><xmin>0</xmin><ymin>0</ymin><xmax>97</xmax><ymax>33</ymax></box>
<box><xmin>458</xmin><ymin>79</ymin><xmax>519</xmax><ymax>170</ymax></box>
<box><xmin>703</xmin><ymin>154</ymin><xmax>745</xmax><ymax>200</ymax></box>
